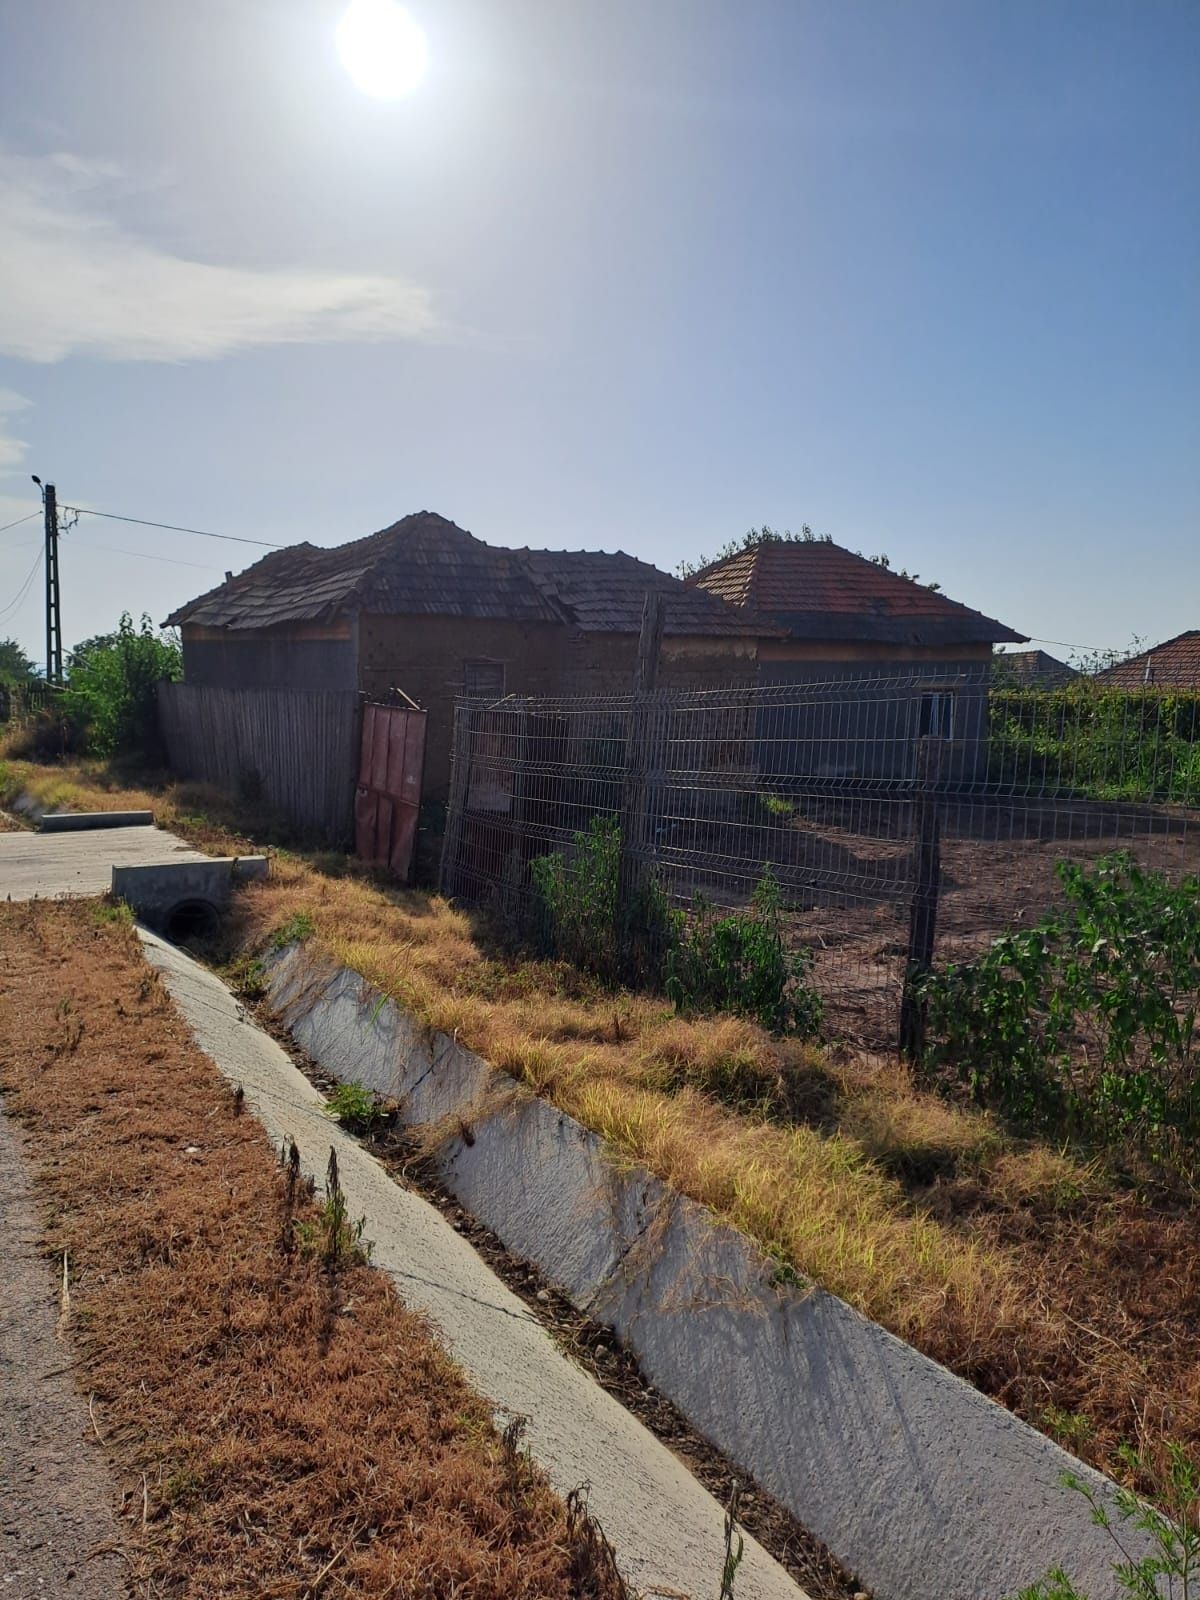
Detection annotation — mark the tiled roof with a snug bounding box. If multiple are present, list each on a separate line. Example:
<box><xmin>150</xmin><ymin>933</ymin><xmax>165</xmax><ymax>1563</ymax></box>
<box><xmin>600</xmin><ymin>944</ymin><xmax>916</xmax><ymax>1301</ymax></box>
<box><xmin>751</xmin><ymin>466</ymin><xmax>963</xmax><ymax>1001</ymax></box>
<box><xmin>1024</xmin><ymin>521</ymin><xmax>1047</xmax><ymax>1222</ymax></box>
<box><xmin>165</xmin><ymin>512</ymin><xmax>764</xmax><ymax>638</ymax></box>
<box><xmin>688</xmin><ymin>540</ymin><xmax>1026</xmax><ymax>647</ymax></box>
<box><xmin>1094</xmin><ymin>631</ymin><xmax>1200</xmax><ymax>689</ymax></box>
<box><xmin>997</xmin><ymin>649</ymin><xmax>1078</xmax><ymax>687</ymax></box>
<box><xmin>519</xmin><ymin>548</ymin><xmax>769</xmax><ymax>637</ymax></box>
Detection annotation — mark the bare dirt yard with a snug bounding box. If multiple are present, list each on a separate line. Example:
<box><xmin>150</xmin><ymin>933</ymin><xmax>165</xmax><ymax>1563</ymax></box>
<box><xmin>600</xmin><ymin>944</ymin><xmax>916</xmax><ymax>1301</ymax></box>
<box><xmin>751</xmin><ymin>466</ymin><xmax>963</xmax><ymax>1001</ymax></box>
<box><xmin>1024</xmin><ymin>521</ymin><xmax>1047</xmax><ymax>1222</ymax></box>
<box><xmin>0</xmin><ymin>899</ymin><xmax>628</xmax><ymax>1600</ymax></box>
<box><xmin>775</xmin><ymin>798</ymin><xmax>1200</xmax><ymax>1043</ymax></box>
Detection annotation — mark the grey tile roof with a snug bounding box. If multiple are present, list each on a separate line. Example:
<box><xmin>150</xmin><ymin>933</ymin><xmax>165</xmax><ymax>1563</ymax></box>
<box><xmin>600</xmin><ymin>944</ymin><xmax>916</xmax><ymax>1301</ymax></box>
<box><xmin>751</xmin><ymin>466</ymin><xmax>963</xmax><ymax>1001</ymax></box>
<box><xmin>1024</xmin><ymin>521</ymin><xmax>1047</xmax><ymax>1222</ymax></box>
<box><xmin>519</xmin><ymin>548</ymin><xmax>769</xmax><ymax>636</ymax></box>
<box><xmin>165</xmin><ymin>513</ymin><xmax>767</xmax><ymax>638</ymax></box>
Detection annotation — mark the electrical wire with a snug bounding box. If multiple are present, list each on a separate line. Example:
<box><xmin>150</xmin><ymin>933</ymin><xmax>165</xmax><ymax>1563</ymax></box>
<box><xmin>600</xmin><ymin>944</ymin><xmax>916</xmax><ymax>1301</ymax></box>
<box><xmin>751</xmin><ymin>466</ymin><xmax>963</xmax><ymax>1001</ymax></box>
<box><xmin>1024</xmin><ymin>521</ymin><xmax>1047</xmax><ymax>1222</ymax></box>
<box><xmin>0</xmin><ymin>547</ymin><xmax>42</xmax><ymax>622</ymax></box>
<box><xmin>61</xmin><ymin>504</ymin><xmax>285</xmax><ymax>549</ymax></box>
<box><xmin>0</xmin><ymin>510</ymin><xmax>40</xmax><ymax>537</ymax></box>
<box><xmin>78</xmin><ymin>540</ymin><xmax>225</xmax><ymax>572</ymax></box>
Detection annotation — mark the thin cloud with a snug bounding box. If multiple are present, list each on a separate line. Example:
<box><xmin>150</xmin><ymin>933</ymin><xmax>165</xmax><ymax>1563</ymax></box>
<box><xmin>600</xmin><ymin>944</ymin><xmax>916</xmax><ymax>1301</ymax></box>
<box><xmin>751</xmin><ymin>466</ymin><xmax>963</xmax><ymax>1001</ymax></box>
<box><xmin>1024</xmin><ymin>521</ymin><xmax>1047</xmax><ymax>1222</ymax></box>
<box><xmin>0</xmin><ymin>152</ymin><xmax>439</xmax><ymax>364</ymax></box>
<box><xmin>0</xmin><ymin>389</ymin><xmax>32</xmax><ymax>472</ymax></box>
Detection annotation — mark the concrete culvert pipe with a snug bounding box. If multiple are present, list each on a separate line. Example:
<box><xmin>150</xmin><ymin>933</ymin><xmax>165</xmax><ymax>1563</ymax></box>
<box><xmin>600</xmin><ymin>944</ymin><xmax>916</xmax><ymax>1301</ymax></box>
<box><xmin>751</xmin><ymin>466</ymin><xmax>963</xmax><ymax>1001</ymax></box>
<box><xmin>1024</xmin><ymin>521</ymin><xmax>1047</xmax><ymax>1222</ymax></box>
<box><xmin>163</xmin><ymin>898</ymin><xmax>223</xmax><ymax>947</ymax></box>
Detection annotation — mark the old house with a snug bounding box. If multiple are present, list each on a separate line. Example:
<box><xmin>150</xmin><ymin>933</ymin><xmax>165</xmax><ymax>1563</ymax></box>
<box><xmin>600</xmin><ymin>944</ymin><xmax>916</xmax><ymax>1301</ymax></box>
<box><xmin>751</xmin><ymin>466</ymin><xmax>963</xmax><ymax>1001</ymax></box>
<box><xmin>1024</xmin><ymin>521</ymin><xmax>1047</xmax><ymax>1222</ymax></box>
<box><xmin>995</xmin><ymin>649</ymin><xmax>1078</xmax><ymax>688</ymax></box>
<box><xmin>686</xmin><ymin>538</ymin><xmax>1027</xmax><ymax>781</ymax></box>
<box><xmin>1094</xmin><ymin>631</ymin><xmax>1200</xmax><ymax>689</ymax></box>
<box><xmin>165</xmin><ymin>511</ymin><xmax>764</xmax><ymax>797</ymax></box>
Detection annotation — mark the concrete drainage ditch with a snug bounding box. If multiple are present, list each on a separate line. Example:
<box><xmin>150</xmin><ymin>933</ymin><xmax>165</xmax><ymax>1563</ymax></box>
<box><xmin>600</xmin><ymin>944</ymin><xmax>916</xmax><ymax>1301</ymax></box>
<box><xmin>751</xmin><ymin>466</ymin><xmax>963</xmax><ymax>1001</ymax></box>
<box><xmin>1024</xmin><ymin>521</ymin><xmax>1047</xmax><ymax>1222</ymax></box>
<box><xmin>263</xmin><ymin>942</ymin><xmax>1151</xmax><ymax>1600</ymax></box>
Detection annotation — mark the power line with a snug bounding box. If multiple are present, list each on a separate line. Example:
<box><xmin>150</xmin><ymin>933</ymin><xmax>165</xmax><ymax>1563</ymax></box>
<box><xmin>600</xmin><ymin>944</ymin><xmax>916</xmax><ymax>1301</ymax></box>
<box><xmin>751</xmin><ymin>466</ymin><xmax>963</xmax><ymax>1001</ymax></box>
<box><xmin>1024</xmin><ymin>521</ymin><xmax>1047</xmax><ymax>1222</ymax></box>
<box><xmin>0</xmin><ymin>510</ymin><xmax>40</xmax><ymax>537</ymax></box>
<box><xmin>81</xmin><ymin>540</ymin><xmax>225</xmax><ymax>572</ymax></box>
<box><xmin>0</xmin><ymin>548</ymin><xmax>42</xmax><ymax>623</ymax></box>
<box><xmin>62</xmin><ymin>504</ymin><xmax>286</xmax><ymax>549</ymax></box>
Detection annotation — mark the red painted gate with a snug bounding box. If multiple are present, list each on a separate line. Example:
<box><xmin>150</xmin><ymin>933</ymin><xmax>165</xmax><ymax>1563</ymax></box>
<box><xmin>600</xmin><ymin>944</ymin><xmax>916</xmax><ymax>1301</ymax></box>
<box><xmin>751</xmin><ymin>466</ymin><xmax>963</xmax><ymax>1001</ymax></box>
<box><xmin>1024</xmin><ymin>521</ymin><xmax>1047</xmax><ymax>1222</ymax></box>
<box><xmin>355</xmin><ymin>698</ymin><xmax>427</xmax><ymax>880</ymax></box>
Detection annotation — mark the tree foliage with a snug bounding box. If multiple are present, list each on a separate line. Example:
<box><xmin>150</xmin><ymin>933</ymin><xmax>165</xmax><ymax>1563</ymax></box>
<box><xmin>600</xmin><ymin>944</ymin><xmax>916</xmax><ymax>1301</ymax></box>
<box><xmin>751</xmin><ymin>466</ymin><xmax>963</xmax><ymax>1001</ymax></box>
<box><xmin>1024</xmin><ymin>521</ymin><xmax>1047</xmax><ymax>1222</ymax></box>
<box><xmin>0</xmin><ymin>636</ymin><xmax>38</xmax><ymax>685</ymax></box>
<box><xmin>62</xmin><ymin>612</ymin><xmax>182</xmax><ymax>759</ymax></box>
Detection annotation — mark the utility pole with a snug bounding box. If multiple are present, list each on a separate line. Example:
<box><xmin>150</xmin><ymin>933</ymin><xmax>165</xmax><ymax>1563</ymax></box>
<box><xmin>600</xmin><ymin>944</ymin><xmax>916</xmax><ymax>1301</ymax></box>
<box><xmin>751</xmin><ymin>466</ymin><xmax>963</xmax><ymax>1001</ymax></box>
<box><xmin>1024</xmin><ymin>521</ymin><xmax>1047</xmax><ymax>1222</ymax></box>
<box><xmin>40</xmin><ymin>481</ymin><xmax>63</xmax><ymax>684</ymax></box>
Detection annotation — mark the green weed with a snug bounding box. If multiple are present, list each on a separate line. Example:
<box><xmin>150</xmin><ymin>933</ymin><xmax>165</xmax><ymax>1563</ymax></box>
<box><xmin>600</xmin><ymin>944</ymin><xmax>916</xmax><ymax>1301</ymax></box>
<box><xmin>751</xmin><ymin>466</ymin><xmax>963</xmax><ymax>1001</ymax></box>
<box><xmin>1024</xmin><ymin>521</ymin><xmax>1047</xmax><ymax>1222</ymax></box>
<box><xmin>325</xmin><ymin>1081</ymin><xmax>384</xmax><ymax>1134</ymax></box>
<box><xmin>1014</xmin><ymin>1442</ymin><xmax>1200</xmax><ymax>1598</ymax></box>
<box><xmin>269</xmin><ymin>911</ymin><xmax>315</xmax><ymax>950</ymax></box>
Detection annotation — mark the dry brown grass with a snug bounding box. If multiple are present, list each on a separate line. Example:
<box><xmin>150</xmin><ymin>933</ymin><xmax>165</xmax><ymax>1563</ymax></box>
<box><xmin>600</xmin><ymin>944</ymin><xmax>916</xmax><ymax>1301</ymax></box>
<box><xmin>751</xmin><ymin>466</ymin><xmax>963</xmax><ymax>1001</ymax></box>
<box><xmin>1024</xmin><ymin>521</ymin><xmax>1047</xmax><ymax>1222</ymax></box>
<box><xmin>0</xmin><ymin>898</ymin><xmax>629</xmax><ymax>1599</ymax></box>
<box><xmin>6</xmin><ymin>756</ymin><xmax>1200</xmax><ymax>1489</ymax></box>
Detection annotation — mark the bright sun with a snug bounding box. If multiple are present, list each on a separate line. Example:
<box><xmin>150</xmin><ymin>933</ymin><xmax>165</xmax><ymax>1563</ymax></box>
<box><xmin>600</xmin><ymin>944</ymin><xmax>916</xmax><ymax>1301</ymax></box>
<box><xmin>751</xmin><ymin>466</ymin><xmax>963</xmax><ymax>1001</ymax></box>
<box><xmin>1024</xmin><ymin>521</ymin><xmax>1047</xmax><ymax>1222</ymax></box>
<box><xmin>336</xmin><ymin>0</ymin><xmax>429</xmax><ymax>99</ymax></box>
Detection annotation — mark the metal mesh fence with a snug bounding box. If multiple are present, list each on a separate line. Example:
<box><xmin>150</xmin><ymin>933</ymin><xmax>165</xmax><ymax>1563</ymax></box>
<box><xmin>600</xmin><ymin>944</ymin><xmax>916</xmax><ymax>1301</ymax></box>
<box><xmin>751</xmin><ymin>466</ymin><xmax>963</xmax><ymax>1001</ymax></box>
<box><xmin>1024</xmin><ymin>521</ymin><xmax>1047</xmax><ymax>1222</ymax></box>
<box><xmin>440</xmin><ymin>666</ymin><xmax>1200</xmax><ymax>1047</ymax></box>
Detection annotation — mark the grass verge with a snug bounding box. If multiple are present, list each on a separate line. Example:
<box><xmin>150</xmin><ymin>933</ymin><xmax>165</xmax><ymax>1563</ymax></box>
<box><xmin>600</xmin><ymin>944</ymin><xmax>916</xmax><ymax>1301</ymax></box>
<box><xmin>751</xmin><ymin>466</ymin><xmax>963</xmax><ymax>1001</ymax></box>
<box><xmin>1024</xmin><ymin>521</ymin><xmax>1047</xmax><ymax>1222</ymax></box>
<box><xmin>4</xmin><ymin>754</ymin><xmax>1200</xmax><ymax>1493</ymax></box>
<box><xmin>0</xmin><ymin>897</ymin><xmax>629</xmax><ymax>1599</ymax></box>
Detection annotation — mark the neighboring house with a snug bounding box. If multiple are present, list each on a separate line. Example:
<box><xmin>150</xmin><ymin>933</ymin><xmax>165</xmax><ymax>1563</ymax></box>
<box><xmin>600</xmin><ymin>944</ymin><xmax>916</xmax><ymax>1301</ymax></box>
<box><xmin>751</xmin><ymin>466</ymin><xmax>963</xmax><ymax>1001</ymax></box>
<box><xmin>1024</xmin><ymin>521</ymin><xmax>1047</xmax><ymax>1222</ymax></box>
<box><xmin>686</xmin><ymin>538</ymin><xmax>1027</xmax><ymax>781</ymax></box>
<box><xmin>1093</xmin><ymin>631</ymin><xmax>1200</xmax><ymax>690</ymax></box>
<box><xmin>995</xmin><ymin>649</ymin><xmax>1078</xmax><ymax>688</ymax></box>
<box><xmin>165</xmin><ymin>511</ymin><xmax>765</xmax><ymax>797</ymax></box>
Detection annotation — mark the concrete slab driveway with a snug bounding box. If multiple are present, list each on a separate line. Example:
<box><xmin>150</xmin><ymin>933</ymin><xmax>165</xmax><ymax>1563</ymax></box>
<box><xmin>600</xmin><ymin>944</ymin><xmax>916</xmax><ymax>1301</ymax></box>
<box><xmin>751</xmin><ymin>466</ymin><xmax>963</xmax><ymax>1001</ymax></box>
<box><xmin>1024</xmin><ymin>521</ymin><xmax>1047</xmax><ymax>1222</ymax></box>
<box><xmin>0</xmin><ymin>824</ymin><xmax>210</xmax><ymax>902</ymax></box>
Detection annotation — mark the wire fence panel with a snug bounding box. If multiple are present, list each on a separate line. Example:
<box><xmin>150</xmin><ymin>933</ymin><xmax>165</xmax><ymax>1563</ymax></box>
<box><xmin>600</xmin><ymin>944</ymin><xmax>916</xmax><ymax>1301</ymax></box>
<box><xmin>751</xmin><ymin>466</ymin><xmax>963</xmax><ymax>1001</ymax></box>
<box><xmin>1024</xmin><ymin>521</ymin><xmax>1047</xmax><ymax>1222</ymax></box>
<box><xmin>441</xmin><ymin>669</ymin><xmax>1200</xmax><ymax>1049</ymax></box>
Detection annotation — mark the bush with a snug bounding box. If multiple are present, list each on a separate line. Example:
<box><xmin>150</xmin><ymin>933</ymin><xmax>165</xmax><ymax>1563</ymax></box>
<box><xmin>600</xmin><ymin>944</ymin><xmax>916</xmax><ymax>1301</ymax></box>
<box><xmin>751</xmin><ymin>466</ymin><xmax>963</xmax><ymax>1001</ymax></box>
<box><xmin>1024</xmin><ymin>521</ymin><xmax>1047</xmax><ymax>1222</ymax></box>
<box><xmin>531</xmin><ymin>823</ymin><xmax>823</xmax><ymax>1037</ymax></box>
<box><xmin>990</xmin><ymin>685</ymin><xmax>1200</xmax><ymax>805</ymax></box>
<box><xmin>531</xmin><ymin>815</ymin><xmax>625</xmax><ymax>985</ymax></box>
<box><xmin>666</xmin><ymin>871</ymin><xmax>823</xmax><ymax>1037</ymax></box>
<box><xmin>921</xmin><ymin>855</ymin><xmax>1200</xmax><ymax>1180</ymax></box>
<box><xmin>62</xmin><ymin>613</ymin><xmax>181</xmax><ymax>760</ymax></box>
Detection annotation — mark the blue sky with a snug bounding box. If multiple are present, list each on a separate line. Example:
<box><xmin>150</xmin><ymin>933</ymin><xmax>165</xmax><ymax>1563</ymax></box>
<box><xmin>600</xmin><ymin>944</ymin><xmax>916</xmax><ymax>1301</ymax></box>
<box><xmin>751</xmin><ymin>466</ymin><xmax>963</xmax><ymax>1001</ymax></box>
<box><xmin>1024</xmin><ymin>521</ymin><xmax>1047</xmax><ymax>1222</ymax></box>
<box><xmin>0</xmin><ymin>0</ymin><xmax>1196</xmax><ymax>668</ymax></box>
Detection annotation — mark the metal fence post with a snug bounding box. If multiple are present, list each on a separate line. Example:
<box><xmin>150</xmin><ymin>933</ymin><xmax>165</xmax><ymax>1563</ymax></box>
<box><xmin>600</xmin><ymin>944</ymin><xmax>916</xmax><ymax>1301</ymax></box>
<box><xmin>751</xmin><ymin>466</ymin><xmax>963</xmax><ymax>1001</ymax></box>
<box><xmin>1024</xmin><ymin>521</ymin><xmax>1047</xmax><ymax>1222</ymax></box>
<box><xmin>899</xmin><ymin>734</ymin><xmax>946</xmax><ymax>1060</ymax></box>
<box><xmin>439</xmin><ymin>700</ymin><xmax>471</xmax><ymax>898</ymax></box>
<box><xmin>618</xmin><ymin>593</ymin><xmax>665</xmax><ymax>924</ymax></box>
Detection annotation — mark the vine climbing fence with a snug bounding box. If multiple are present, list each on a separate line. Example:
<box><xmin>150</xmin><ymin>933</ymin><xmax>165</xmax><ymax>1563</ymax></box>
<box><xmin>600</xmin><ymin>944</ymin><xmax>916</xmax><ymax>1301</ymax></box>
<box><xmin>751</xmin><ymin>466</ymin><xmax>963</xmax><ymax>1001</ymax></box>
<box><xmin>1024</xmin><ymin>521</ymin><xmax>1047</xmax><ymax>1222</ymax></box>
<box><xmin>439</xmin><ymin>667</ymin><xmax>1200</xmax><ymax>1049</ymax></box>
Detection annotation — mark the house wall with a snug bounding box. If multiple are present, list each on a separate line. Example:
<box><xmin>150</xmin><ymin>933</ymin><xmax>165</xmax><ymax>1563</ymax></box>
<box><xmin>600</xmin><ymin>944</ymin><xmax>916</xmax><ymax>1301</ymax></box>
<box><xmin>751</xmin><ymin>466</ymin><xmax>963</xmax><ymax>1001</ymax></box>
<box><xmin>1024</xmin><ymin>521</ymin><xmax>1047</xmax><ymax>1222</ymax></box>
<box><xmin>357</xmin><ymin>613</ymin><xmax>757</xmax><ymax>798</ymax></box>
<box><xmin>754</xmin><ymin>643</ymin><xmax>994</xmax><ymax>784</ymax></box>
<box><xmin>180</xmin><ymin>621</ymin><xmax>357</xmax><ymax>692</ymax></box>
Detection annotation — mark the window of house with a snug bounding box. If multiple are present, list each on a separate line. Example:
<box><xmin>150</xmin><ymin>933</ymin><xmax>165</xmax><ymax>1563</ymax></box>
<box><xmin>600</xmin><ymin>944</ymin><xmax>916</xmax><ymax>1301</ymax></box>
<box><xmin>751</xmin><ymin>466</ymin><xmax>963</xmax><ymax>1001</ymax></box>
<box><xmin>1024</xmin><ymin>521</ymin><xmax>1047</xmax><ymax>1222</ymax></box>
<box><xmin>919</xmin><ymin>690</ymin><xmax>956</xmax><ymax>739</ymax></box>
<box><xmin>463</xmin><ymin>659</ymin><xmax>506</xmax><ymax>698</ymax></box>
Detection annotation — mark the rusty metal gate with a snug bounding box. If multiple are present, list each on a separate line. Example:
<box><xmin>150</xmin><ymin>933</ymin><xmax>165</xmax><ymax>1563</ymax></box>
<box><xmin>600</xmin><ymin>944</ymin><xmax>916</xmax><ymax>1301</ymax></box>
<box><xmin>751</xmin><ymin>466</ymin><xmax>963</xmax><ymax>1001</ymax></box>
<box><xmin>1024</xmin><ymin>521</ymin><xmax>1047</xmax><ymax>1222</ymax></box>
<box><xmin>355</xmin><ymin>698</ymin><xmax>427</xmax><ymax>880</ymax></box>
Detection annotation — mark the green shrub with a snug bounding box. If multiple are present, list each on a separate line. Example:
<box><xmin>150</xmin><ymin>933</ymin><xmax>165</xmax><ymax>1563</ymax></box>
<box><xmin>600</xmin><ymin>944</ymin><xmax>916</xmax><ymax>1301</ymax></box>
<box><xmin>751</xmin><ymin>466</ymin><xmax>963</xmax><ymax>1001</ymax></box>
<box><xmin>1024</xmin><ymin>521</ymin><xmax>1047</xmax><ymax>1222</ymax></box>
<box><xmin>665</xmin><ymin>870</ymin><xmax>823</xmax><ymax>1037</ymax></box>
<box><xmin>62</xmin><ymin>613</ymin><xmax>181</xmax><ymax>760</ymax></box>
<box><xmin>921</xmin><ymin>855</ymin><xmax>1200</xmax><ymax>1180</ymax></box>
<box><xmin>531</xmin><ymin>815</ymin><xmax>625</xmax><ymax>986</ymax></box>
<box><xmin>990</xmin><ymin>685</ymin><xmax>1200</xmax><ymax>805</ymax></box>
<box><xmin>531</xmin><ymin>823</ymin><xmax>823</xmax><ymax>1036</ymax></box>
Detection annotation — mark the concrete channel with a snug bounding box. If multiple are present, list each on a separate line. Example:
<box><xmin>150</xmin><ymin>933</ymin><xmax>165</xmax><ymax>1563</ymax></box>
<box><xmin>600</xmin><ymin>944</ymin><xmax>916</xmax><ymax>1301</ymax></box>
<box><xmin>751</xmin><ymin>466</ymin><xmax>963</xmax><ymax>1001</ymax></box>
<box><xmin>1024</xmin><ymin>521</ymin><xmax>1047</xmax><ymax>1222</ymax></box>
<box><xmin>139</xmin><ymin>929</ymin><xmax>806</xmax><ymax>1600</ymax></box>
<box><xmin>262</xmin><ymin>944</ymin><xmax>1152</xmax><ymax>1600</ymax></box>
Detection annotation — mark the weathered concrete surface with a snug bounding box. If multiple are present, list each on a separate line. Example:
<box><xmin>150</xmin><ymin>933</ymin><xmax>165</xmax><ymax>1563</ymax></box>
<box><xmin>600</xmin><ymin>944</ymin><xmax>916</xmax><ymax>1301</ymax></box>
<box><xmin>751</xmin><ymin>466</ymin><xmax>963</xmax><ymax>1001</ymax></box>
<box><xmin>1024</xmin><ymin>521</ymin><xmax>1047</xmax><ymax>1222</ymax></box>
<box><xmin>111</xmin><ymin>855</ymin><xmax>268</xmax><ymax>931</ymax></box>
<box><xmin>140</xmin><ymin>929</ymin><xmax>805</xmax><ymax>1600</ymax></box>
<box><xmin>0</xmin><ymin>1109</ymin><xmax>127</xmax><ymax>1600</ymax></box>
<box><xmin>0</xmin><ymin>824</ymin><xmax>210</xmax><ymax>902</ymax></box>
<box><xmin>40</xmin><ymin>809</ymin><xmax>154</xmax><ymax>832</ymax></box>
<box><xmin>266</xmin><ymin>946</ymin><xmax>1148</xmax><ymax>1600</ymax></box>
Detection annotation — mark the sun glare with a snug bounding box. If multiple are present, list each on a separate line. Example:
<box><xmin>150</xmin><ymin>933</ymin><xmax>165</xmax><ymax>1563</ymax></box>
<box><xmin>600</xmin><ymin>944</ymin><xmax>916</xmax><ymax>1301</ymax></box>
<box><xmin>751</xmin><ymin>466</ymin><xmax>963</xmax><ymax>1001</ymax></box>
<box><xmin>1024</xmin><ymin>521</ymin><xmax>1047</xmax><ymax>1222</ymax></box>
<box><xmin>336</xmin><ymin>0</ymin><xmax>429</xmax><ymax>99</ymax></box>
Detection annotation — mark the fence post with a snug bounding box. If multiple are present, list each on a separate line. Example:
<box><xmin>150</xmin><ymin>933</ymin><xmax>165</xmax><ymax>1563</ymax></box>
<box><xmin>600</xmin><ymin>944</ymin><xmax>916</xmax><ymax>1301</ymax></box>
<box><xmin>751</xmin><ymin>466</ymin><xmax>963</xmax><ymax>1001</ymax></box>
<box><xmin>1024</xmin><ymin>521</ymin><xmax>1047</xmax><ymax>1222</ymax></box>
<box><xmin>439</xmin><ymin>700</ymin><xmax>472</xmax><ymax>898</ymax></box>
<box><xmin>900</xmin><ymin>734</ymin><xmax>945</xmax><ymax>1060</ymax></box>
<box><xmin>618</xmin><ymin>593</ymin><xmax>665</xmax><ymax>923</ymax></box>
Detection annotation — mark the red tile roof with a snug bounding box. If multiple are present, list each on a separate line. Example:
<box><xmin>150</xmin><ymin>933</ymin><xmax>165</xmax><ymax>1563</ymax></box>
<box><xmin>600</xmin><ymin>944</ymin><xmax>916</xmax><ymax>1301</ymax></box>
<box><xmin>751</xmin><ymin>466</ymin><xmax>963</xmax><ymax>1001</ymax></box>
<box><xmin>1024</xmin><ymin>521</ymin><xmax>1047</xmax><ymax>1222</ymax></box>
<box><xmin>687</xmin><ymin>540</ymin><xmax>1025</xmax><ymax>647</ymax></box>
<box><xmin>1094</xmin><ymin>631</ymin><xmax>1200</xmax><ymax>689</ymax></box>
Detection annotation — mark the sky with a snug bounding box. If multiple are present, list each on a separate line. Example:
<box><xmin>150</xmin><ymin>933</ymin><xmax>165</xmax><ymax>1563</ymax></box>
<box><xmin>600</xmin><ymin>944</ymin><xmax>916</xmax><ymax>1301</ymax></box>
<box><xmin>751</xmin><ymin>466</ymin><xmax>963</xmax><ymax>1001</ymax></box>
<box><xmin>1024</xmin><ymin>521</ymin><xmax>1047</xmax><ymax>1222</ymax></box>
<box><xmin>0</xmin><ymin>0</ymin><xmax>1197</xmax><ymax>670</ymax></box>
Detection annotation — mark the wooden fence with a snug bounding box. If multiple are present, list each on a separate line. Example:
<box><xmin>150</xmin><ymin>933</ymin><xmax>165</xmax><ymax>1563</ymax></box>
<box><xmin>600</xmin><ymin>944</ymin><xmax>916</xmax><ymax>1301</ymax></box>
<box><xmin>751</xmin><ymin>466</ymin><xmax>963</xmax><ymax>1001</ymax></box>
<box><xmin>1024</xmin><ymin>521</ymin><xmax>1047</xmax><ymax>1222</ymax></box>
<box><xmin>158</xmin><ymin>683</ymin><xmax>359</xmax><ymax>844</ymax></box>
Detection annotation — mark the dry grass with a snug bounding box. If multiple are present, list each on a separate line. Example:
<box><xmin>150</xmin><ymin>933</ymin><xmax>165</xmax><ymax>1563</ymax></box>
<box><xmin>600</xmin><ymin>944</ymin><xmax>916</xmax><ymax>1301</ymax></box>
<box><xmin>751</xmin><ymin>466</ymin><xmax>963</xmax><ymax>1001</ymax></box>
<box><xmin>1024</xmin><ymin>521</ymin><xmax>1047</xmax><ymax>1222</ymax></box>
<box><xmin>0</xmin><ymin>898</ymin><xmax>629</xmax><ymax>1599</ymax></box>
<box><xmin>6</xmin><ymin>755</ymin><xmax>1200</xmax><ymax>1489</ymax></box>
